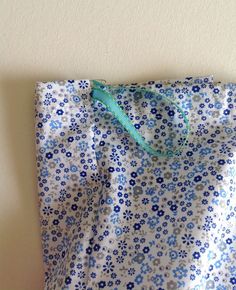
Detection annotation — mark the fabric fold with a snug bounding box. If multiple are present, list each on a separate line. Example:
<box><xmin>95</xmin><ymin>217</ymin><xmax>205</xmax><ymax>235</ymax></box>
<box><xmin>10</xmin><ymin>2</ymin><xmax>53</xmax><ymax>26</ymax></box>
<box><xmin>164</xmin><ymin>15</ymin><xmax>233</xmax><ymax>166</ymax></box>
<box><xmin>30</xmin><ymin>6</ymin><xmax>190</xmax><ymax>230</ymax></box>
<box><xmin>34</xmin><ymin>75</ymin><xmax>236</xmax><ymax>290</ymax></box>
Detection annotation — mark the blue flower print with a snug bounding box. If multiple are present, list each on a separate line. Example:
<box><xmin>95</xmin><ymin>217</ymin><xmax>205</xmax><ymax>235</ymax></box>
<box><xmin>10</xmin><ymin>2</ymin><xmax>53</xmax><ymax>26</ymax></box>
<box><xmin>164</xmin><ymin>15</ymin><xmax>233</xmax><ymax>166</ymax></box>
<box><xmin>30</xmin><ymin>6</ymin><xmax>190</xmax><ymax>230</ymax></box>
<box><xmin>40</xmin><ymin>167</ymin><xmax>49</xmax><ymax>177</ymax></box>
<box><xmin>77</xmin><ymin>141</ymin><xmax>89</xmax><ymax>151</ymax></box>
<box><xmin>117</xmin><ymin>174</ymin><xmax>127</xmax><ymax>185</ymax></box>
<box><xmin>169</xmin><ymin>250</ymin><xmax>178</xmax><ymax>260</ymax></box>
<box><xmin>73</xmin><ymin>95</ymin><xmax>81</xmax><ymax>103</ymax></box>
<box><xmin>78</xmin><ymin>80</ymin><xmax>89</xmax><ymax>90</ymax></box>
<box><xmin>49</xmin><ymin>120</ymin><xmax>62</xmax><ymax>129</ymax></box>
<box><xmin>173</xmin><ymin>266</ymin><xmax>188</xmax><ymax>279</ymax></box>
<box><xmin>151</xmin><ymin>274</ymin><xmax>164</xmax><ymax>286</ymax></box>
<box><xmin>45</xmin><ymin>139</ymin><xmax>57</xmax><ymax>149</ymax></box>
<box><xmin>34</xmin><ymin>77</ymin><xmax>236</xmax><ymax>289</ymax></box>
<box><xmin>147</xmin><ymin>216</ymin><xmax>159</xmax><ymax>229</ymax></box>
<box><xmin>181</xmin><ymin>233</ymin><xmax>195</xmax><ymax>246</ymax></box>
<box><xmin>134</xmin><ymin>274</ymin><xmax>143</xmax><ymax>285</ymax></box>
<box><xmin>146</xmin><ymin>118</ymin><xmax>157</xmax><ymax>129</ymax></box>
<box><xmin>167</xmin><ymin>235</ymin><xmax>177</xmax><ymax>246</ymax></box>
<box><xmin>192</xmin><ymin>85</ymin><xmax>201</xmax><ymax>92</ymax></box>
<box><xmin>141</xmin><ymin>263</ymin><xmax>152</xmax><ymax>274</ymax></box>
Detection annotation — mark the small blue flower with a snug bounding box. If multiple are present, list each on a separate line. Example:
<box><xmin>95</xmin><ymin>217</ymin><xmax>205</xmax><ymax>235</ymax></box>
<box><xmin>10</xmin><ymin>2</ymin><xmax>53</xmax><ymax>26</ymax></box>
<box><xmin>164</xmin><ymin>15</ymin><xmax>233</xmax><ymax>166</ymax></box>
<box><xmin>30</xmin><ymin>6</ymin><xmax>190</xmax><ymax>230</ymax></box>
<box><xmin>118</xmin><ymin>174</ymin><xmax>127</xmax><ymax>185</ymax></box>
<box><xmin>151</xmin><ymin>274</ymin><xmax>164</xmax><ymax>286</ymax></box>
<box><xmin>173</xmin><ymin>266</ymin><xmax>188</xmax><ymax>279</ymax></box>
<box><xmin>146</xmin><ymin>118</ymin><xmax>157</xmax><ymax>129</ymax></box>
<box><xmin>167</xmin><ymin>234</ymin><xmax>177</xmax><ymax>246</ymax></box>
<box><xmin>169</xmin><ymin>250</ymin><xmax>178</xmax><ymax>260</ymax></box>
<box><xmin>78</xmin><ymin>80</ymin><xmax>89</xmax><ymax>90</ymax></box>
<box><xmin>192</xmin><ymin>85</ymin><xmax>200</xmax><ymax>92</ymax></box>
<box><xmin>49</xmin><ymin>120</ymin><xmax>62</xmax><ymax>129</ymax></box>
<box><xmin>70</xmin><ymin>165</ymin><xmax>78</xmax><ymax>172</ymax></box>
<box><xmin>40</xmin><ymin>167</ymin><xmax>49</xmax><ymax>177</ymax></box>
<box><xmin>77</xmin><ymin>141</ymin><xmax>89</xmax><ymax>151</ymax></box>
<box><xmin>141</xmin><ymin>263</ymin><xmax>152</xmax><ymax>274</ymax></box>
<box><xmin>45</xmin><ymin>139</ymin><xmax>57</xmax><ymax>149</ymax></box>
<box><xmin>115</xmin><ymin>226</ymin><xmax>123</xmax><ymax>236</ymax></box>
<box><xmin>46</xmin><ymin>152</ymin><xmax>53</xmax><ymax>159</ymax></box>
<box><xmin>72</xmin><ymin>95</ymin><xmax>81</xmax><ymax>103</ymax></box>
<box><xmin>56</xmin><ymin>109</ymin><xmax>64</xmax><ymax>115</ymax></box>
<box><xmin>193</xmin><ymin>251</ymin><xmax>201</xmax><ymax>259</ymax></box>
<box><xmin>134</xmin><ymin>274</ymin><xmax>143</xmax><ymax>285</ymax></box>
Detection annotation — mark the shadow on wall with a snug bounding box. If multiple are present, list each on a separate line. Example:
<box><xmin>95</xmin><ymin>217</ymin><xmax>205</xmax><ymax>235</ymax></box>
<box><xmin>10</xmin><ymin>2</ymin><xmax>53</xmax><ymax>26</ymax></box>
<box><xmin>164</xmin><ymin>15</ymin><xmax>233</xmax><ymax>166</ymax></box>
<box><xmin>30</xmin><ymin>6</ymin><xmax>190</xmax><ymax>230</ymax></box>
<box><xmin>0</xmin><ymin>75</ymin><xmax>47</xmax><ymax>290</ymax></box>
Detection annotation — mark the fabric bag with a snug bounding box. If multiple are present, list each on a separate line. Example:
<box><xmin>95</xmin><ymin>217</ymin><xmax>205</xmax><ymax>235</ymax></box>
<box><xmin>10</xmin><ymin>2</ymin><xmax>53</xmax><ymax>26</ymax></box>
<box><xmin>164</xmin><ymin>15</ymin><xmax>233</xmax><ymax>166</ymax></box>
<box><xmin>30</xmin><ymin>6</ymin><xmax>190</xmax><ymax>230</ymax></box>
<box><xmin>34</xmin><ymin>75</ymin><xmax>236</xmax><ymax>290</ymax></box>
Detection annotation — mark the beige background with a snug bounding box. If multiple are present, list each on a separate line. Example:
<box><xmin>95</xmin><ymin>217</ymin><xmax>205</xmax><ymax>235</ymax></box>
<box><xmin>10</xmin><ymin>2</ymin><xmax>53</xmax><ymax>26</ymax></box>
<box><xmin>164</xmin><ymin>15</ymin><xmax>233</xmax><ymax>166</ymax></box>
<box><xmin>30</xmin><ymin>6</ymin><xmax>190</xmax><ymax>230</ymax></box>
<box><xmin>0</xmin><ymin>0</ymin><xmax>235</xmax><ymax>289</ymax></box>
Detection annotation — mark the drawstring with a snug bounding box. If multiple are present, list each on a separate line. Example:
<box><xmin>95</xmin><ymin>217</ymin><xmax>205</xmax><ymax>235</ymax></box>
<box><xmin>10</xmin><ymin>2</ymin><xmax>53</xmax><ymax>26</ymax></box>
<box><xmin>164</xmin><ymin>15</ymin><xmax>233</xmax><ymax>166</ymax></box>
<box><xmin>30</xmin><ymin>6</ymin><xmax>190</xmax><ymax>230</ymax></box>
<box><xmin>90</xmin><ymin>80</ymin><xmax>190</xmax><ymax>157</ymax></box>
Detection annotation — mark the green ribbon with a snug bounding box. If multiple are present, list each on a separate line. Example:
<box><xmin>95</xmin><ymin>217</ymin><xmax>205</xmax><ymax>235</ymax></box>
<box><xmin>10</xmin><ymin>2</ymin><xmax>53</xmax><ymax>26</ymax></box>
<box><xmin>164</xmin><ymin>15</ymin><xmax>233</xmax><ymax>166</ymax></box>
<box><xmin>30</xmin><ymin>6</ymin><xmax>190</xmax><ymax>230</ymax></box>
<box><xmin>91</xmin><ymin>80</ymin><xmax>190</xmax><ymax>158</ymax></box>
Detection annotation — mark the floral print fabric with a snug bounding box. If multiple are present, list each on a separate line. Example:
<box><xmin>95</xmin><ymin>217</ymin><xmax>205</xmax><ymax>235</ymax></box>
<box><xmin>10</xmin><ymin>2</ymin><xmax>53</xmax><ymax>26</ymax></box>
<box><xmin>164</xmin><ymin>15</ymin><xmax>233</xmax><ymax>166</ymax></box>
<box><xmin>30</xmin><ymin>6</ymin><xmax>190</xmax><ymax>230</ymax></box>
<box><xmin>34</xmin><ymin>75</ymin><xmax>236</xmax><ymax>290</ymax></box>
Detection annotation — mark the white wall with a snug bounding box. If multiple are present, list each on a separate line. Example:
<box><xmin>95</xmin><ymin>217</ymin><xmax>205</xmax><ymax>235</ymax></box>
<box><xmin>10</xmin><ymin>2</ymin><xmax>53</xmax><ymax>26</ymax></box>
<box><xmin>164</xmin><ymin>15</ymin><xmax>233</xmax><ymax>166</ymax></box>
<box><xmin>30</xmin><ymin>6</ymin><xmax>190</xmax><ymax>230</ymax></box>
<box><xmin>0</xmin><ymin>1</ymin><xmax>235</xmax><ymax>289</ymax></box>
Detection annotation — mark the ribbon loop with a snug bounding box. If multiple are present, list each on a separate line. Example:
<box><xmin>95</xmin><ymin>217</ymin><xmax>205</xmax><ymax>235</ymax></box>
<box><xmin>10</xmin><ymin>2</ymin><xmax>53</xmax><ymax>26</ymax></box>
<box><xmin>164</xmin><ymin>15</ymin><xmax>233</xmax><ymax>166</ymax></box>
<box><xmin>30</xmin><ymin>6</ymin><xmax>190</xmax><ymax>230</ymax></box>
<box><xmin>91</xmin><ymin>80</ymin><xmax>190</xmax><ymax>157</ymax></box>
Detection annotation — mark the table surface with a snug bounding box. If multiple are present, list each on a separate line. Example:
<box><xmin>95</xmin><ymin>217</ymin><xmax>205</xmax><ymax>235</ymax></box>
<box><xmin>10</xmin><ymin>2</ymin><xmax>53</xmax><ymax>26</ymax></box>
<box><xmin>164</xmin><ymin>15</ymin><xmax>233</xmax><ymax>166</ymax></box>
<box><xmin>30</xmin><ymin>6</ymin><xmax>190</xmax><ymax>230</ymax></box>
<box><xmin>0</xmin><ymin>1</ymin><xmax>235</xmax><ymax>289</ymax></box>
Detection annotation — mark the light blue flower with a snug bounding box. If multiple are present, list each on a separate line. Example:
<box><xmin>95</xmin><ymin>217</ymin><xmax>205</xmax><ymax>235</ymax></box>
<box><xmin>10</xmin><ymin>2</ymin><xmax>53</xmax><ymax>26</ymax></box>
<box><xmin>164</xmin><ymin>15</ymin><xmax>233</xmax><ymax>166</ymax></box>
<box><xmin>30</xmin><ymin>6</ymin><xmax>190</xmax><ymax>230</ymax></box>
<box><xmin>214</xmin><ymin>260</ymin><xmax>222</xmax><ymax>269</ymax></box>
<box><xmin>70</xmin><ymin>165</ymin><xmax>78</xmax><ymax>172</ymax></box>
<box><xmin>110</xmin><ymin>213</ymin><xmax>119</xmax><ymax>224</ymax></box>
<box><xmin>165</xmin><ymin>138</ymin><xmax>173</xmax><ymax>148</ymax></box>
<box><xmin>141</xmin><ymin>158</ymin><xmax>151</xmax><ymax>168</ymax></box>
<box><xmin>72</xmin><ymin>95</ymin><xmax>81</xmax><ymax>103</ymax></box>
<box><xmin>224</xmin><ymin>127</ymin><xmax>233</xmax><ymax>134</ymax></box>
<box><xmin>216</xmin><ymin>285</ymin><xmax>228</xmax><ymax>290</ymax></box>
<box><xmin>217</xmin><ymin>241</ymin><xmax>227</xmax><ymax>251</ymax></box>
<box><xmin>137</xmin><ymin>167</ymin><xmax>144</xmax><ymax>175</ymax></box>
<box><xmin>185</xmin><ymin>189</ymin><xmax>196</xmax><ymax>201</ymax></box>
<box><xmin>173</xmin><ymin>266</ymin><xmax>188</xmax><ymax>279</ymax></box>
<box><xmin>40</xmin><ymin>167</ymin><xmax>49</xmax><ymax>177</ymax></box>
<box><xmin>49</xmin><ymin>120</ymin><xmax>62</xmax><ymax>129</ymax></box>
<box><xmin>147</xmin><ymin>216</ymin><xmax>159</xmax><ymax>229</ymax></box>
<box><xmin>186</xmin><ymin>222</ymin><xmax>194</xmax><ymax>229</ymax></box>
<box><xmin>89</xmin><ymin>256</ymin><xmax>96</xmax><ymax>267</ymax></box>
<box><xmin>115</xmin><ymin>226</ymin><xmax>123</xmax><ymax>236</ymax></box>
<box><xmin>219</xmin><ymin>115</ymin><xmax>229</xmax><ymax>125</ymax></box>
<box><xmin>66</xmin><ymin>83</ymin><xmax>76</xmax><ymax>93</ymax></box>
<box><xmin>170</xmin><ymin>161</ymin><xmax>181</xmax><ymax>170</ymax></box>
<box><xmin>153</xmin><ymin>168</ymin><xmax>161</xmax><ymax>177</ymax></box>
<box><xmin>169</xmin><ymin>250</ymin><xmax>178</xmax><ymax>260</ymax></box>
<box><xmin>45</xmin><ymin>196</ymin><xmax>51</xmax><ymax>203</ymax></box>
<box><xmin>74</xmin><ymin>241</ymin><xmax>83</xmax><ymax>254</ymax></box>
<box><xmin>146</xmin><ymin>187</ymin><xmax>155</xmax><ymax>196</ymax></box>
<box><xmin>151</xmin><ymin>195</ymin><xmax>159</xmax><ymax>203</ymax></box>
<box><xmin>66</xmin><ymin>216</ymin><xmax>76</xmax><ymax>226</ymax></box>
<box><xmin>194</xmin><ymin>163</ymin><xmax>206</xmax><ymax>173</ymax></box>
<box><xmin>207</xmin><ymin>250</ymin><xmax>216</xmax><ymax>260</ymax></box>
<box><xmin>106</xmin><ymin>197</ymin><xmax>113</xmax><ymax>204</ymax></box>
<box><xmin>206</xmin><ymin>280</ymin><xmax>215</xmax><ymax>289</ymax></box>
<box><xmin>164</xmin><ymin>88</ymin><xmax>174</xmax><ymax>96</ymax></box>
<box><xmin>228</xmin><ymin>166</ymin><xmax>236</xmax><ymax>177</ymax></box>
<box><xmin>151</xmin><ymin>274</ymin><xmax>164</xmax><ymax>286</ymax></box>
<box><xmin>167</xmin><ymin>234</ymin><xmax>177</xmax><ymax>246</ymax></box>
<box><xmin>45</xmin><ymin>139</ymin><xmax>57</xmax><ymax>149</ymax></box>
<box><xmin>166</xmin><ymin>182</ymin><xmax>176</xmax><ymax>191</ymax></box>
<box><xmin>146</xmin><ymin>118</ymin><xmax>157</xmax><ymax>129</ymax></box>
<box><xmin>141</xmin><ymin>263</ymin><xmax>152</xmax><ymax>274</ymax></box>
<box><xmin>182</xmin><ymin>99</ymin><xmax>192</xmax><ymax>109</ymax></box>
<box><xmin>199</xmin><ymin>147</ymin><xmax>212</xmax><ymax>155</ymax></box>
<box><xmin>95</xmin><ymin>151</ymin><xmax>103</xmax><ymax>160</ymax></box>
<box><xmin>221</xmin><ymin>252</ymin><xmax>230</xmax><ymax>262</ymax></box>
<box><xmin>214</xmin><ymin>101</ymin><xmax>222</xmax><ymax>109</ymax></box>
<box><xmin>77</xmin><ymin>141</ymin><xmax>89</xmax><ymax>151</ymax></box>
<box><xmin>134</xmin><ymin>274</ymin><xmax>143</xmax><ymax>285</ymax></box>
<box><xmin>117</xmin><ymin>174</ymin><xmax>127</xmax><ymax>185</ymax></box>
<box><xmin>150</xmin><ymin>100</ymin><xmax>157</xmax><ymax>107</ymax></box>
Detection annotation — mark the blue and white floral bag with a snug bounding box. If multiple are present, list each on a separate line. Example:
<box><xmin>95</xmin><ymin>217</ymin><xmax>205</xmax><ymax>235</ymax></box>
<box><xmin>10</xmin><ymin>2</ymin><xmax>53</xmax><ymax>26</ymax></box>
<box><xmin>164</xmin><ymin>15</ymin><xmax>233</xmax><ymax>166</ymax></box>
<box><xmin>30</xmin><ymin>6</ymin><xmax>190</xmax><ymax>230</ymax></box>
<box><xmin>35</xmin><ymin>75</ymin><xmax>236</xmax><ymax>290</ymax></box>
